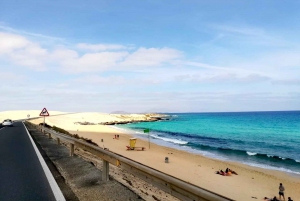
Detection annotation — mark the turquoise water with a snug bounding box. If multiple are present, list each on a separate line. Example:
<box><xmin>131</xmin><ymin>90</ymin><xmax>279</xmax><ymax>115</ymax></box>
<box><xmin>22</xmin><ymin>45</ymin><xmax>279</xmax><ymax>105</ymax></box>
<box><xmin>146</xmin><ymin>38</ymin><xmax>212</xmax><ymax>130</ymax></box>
<box><xmin>115</xmin><ymin>111</ymin><xmax>300</xmax><ymax>174</ymax></box>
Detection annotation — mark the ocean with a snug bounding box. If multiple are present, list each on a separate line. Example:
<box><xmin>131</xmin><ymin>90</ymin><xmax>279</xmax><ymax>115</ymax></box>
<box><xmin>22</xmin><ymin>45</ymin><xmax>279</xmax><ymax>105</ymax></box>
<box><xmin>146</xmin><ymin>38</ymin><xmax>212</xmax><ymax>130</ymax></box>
<box><xmin>114</xmin><ymin>111</ymin><xmax>300</xmax><ymax>175</ymax></box>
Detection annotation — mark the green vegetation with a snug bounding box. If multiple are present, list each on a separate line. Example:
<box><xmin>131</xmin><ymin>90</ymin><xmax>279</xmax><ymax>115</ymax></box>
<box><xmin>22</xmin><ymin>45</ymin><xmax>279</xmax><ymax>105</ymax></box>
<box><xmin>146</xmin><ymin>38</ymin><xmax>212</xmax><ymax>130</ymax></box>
<box><xmin>51</xmin><ymin>125</ymin><xmax>98</xmax><ymax>147</ymax></box>
<box><xmin>52</xmin><ymin>126</ymin><xmax>70</xmax><ymax>135</ymax></box>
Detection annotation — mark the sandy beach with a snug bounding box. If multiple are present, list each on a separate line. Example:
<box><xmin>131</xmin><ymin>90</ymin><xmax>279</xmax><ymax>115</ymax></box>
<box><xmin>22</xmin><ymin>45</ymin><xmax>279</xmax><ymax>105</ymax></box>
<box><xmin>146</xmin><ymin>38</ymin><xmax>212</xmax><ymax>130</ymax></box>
<box><xmin>2</xmin><ymin>111</ymin><xmax>300</xmax><ymax>201</ymax></box>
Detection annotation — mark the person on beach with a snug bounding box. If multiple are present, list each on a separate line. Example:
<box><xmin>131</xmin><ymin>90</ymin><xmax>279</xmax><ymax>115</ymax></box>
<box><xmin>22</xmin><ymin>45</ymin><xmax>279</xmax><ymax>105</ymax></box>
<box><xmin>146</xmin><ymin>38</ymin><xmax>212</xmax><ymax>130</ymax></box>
<box><xmin>273</xmin><ymin>196</ymin><xmax>280</xmax><ymax>201</ymax></box>
<box><xmin>287</xmin><ymin>197</ymin><xmax>293</xmax><ymax>201</ymax></box>
<box><xmin>224</xmin><ymin>168</ymin><xmax>231</xmax><ymax>176</ymax></box>
<box><xmin>279</xmin><ymin>183</ymin><xmax>285</xmax><ymax>201</ymax></box>
<box><xmin>216</xmin><ymin>168</ymin><xmax>239</xmax><ymax>176</ymax></box>
<box><xmin>264</xmin><ymin>196</ymin><xmax>272</xmax><ymax>201</ymax></box>
<box><xmin>215</xmin><ymin>170</ymin><xmax>226</xmax><ymax>176</ymax></box>
<box><xmin>228</xmin><ymin>168</ymin><xmax>238</xmax><ymax>175</ymax></box>
<box><xmin>264</xmin><ymin>196</ymin><xmax>281</xmax><ymax>201</ymax></box>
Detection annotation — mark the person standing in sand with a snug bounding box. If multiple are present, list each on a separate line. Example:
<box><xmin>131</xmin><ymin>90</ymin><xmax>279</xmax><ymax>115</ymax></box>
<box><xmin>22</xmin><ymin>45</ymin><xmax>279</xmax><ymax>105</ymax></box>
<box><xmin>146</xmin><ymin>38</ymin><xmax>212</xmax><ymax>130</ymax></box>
<box><xmin>279</xmin><ymin>183</ymin><xmax>285</xmax><ymax>201</ymax></box>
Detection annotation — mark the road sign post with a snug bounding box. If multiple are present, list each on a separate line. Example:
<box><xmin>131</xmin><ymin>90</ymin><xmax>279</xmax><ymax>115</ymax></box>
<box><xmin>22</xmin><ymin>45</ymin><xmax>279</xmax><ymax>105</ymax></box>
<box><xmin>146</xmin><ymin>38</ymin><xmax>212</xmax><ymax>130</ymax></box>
<box><xmin>39</xmin><ymin>108</ymin><xmax>50</xmax><ymax>133</ymax></box>
<box><xmin>43</xmin><ymin>116</ymin><xmax>45</xmax><ymax>133</ymax></box>
<box><xmin>144</xmin><ymin>129</ymin><xmax>150</xmax><ymax>149</ymax></box>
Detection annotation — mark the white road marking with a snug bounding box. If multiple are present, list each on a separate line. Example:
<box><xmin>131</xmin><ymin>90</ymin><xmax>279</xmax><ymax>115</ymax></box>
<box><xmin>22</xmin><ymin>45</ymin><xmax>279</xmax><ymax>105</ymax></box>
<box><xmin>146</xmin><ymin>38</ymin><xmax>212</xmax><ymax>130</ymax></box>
<box><xmin>22</xmin><ymin>122</ymin><xmax>66</xmax><ymax>201</ymax></box>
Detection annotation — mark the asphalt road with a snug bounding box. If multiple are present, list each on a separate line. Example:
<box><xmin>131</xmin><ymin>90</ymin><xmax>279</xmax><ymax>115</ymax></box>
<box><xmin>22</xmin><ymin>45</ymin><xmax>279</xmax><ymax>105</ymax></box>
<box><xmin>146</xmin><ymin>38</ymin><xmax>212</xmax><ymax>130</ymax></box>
<box><xmin>0</xmin><ymin>121</ymin><xmax>56</xmax><ymax>201</ymax></box>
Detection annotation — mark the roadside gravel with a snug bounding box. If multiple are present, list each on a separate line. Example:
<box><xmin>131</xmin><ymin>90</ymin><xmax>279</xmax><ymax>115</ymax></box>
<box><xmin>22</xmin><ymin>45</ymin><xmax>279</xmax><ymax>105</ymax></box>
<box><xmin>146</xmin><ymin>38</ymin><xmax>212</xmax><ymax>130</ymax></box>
<box><xmin>29</xmin><ymin>128</ymin><xmax>143</xmax><ymax>201</ymax></box>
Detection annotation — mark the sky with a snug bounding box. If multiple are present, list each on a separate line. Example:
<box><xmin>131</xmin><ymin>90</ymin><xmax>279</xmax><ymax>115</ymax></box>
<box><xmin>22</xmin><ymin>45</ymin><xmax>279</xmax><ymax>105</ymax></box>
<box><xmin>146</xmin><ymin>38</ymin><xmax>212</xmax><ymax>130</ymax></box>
<box><xmin>0</xmin><ymin>0</ymin><xmax>300</xmax><ymax>113</ymax></box>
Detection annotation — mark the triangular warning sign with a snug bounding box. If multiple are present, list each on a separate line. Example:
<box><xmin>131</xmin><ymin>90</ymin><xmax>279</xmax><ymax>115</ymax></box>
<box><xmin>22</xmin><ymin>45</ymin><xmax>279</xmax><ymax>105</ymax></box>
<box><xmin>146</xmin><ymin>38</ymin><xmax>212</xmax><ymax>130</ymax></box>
<box><xmin>39</xmin><ymin>108</ymin><xmax>50</xmax><ymax>116</ymax></box>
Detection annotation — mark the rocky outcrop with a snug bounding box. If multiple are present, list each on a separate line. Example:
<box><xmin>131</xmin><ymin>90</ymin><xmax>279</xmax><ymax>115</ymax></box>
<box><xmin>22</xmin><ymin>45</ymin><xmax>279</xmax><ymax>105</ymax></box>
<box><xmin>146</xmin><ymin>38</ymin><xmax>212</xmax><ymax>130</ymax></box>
<box><xmin>99</xmin><ymin>116</ymin><xmax>170</xmax><ymax>125</ymax></box>
<box><xmin>73</xmin><ymin>115</ymin><xmax>170</xmax><ymax>126</ymax></box>
<box><xmin>74</xmin><ymin>122</ymin><xmax>97</xmax><ymax>125</ymax></box>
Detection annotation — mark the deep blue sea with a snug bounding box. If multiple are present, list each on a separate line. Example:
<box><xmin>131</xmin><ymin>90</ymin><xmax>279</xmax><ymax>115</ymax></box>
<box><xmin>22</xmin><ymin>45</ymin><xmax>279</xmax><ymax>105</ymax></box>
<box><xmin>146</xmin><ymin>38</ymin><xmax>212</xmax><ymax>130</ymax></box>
<box><xmin>115</xmin><ymin>111</ymin><xmax>300</xmax><ymax>175</ymax></box>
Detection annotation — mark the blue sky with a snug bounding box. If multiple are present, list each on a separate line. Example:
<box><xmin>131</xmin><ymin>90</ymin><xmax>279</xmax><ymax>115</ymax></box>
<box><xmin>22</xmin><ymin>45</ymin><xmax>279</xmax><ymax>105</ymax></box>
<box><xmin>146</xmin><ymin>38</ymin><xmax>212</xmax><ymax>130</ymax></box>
<box><xmin>0</xmin><ymin>0</ymin><xmax>299</xmax><ymax>113</ymax></box>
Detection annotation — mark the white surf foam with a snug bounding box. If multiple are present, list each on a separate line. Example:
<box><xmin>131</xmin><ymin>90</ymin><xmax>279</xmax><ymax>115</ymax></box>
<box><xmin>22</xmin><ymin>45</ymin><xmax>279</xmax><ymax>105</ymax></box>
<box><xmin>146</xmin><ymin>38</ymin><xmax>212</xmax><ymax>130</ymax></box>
<box><xmin>152</xmin><ymin>135</ymin><xmax>188</xmax><ymax>145</ymax></box>
<box><xmin>243</xmin><ymin>162</ymin><xmax>300</xmax><ymax>175</ymax></box>
<box><xmin>246</xmin><ymin>152</ymin><xmax>257</xmax><ymax>156</ymax></box>
<box><xmin>113</xmin><ymin>126</ymin><xmax>188</xmax><ymax>145</ymax></box>
<box><xmin>109</xmin><ymin>126</ymin><xmax>131</xmax><ymax>133</ymax></box>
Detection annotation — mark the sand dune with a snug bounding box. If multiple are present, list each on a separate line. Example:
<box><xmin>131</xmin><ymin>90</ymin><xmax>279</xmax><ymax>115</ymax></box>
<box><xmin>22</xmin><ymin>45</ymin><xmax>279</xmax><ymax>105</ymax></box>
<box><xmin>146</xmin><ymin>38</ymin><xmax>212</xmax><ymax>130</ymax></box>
<box><xmin>0</xmin><ymin>110</ymin><xmax>68</xmax><ymax>122</ymax></box>
<box><xmin>27</xmin><ymin>112</ymin><xmax>160</xmax><ymax>132</ymax></box>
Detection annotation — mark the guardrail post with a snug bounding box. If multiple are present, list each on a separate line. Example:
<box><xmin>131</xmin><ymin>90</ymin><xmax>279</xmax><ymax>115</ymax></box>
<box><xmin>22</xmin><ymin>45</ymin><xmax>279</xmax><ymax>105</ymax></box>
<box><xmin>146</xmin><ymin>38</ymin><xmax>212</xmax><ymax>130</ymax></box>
<box><xmin>70</xmin><ymin>143</ymin><xmax>75</xmax><ymax>156</ymax></box>
<box><xmin>40</xmin><ymin>126</ymin><xmax>45</xmax><ymax>134</ymax></box>
<box><xmin>57</xmin><ymin>138</ymin><xmax>60</xmax><ymax>145</ymax></box>
<box><xmin>48</xmin><ymin>133</ymin><xmax>51</xmax><ymax>139</ymax></box>
<box><xmin>102</xmin><ymin>159</ymin><xmax>109</xmax><ymax>182</ymax></box>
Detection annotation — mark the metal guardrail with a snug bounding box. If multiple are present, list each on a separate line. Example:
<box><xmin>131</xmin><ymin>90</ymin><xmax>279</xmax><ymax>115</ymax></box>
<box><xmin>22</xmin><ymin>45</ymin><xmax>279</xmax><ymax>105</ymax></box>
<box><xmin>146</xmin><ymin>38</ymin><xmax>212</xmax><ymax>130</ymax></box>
<box><xmin>25</xmin><ymin>121</ymin><xmax>234</xmax><ymax>201</ymax></box>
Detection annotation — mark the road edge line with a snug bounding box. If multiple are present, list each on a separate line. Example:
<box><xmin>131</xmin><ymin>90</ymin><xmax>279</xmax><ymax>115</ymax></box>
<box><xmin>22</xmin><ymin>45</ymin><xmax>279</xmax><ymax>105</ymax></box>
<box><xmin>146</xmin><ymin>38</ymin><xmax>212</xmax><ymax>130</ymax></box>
<box><xmin>22</xmin><ymin>122</ymin><xmax>66</xmax><ymax>201</ymax></box>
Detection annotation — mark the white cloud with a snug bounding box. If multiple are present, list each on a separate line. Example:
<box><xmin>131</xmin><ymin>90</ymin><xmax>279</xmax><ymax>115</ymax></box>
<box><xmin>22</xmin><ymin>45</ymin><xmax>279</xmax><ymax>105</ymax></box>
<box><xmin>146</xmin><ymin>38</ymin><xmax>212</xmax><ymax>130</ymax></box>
<box><xmin>121</xmin><ymin>47</ymin><xmax>183</xmax><ymax>67</ymax></box>
<box><xmin>0</xmin><ymin>32</ymin><xmax>30</xmax><ymax>54</ymax></box>
<box><xmin>261</xmin><ymin>50</ymin><xmax>300</xmax><ymax>68</ymax></box>
<box><xmin>52</xmin><ymin>48</ymin><xmax>78</xmax><ymax>60</ymax></box>
<box><xmin>1</xmin><ymin>29</ymin><xmax>299</xmax><ymax>88</ymax></box>
<box><xmin>272</xmin><ymin>79</ymin><xmax>300</xmax><ymax>85</ymax></box>
<box><xmin>221</xmin><ymin>49</ymin><xmax>300</xmax><ymax>80</ymax></box>
<box><xmin>55</xmin><ymin>47</ymin><xmax>183</xmax><ymax>73</ymax></box>
<box><xmin>72</xmin><ymin>74</ymin><xmax>167</xmax><ymax>86</ymax></box>
<box><xmin>59</xmin><ymin>51</ymin><xmax>129</xmax><ymax>73</ymax></box>
<box><xmin>0</xmin><ymin>31</ymin><xmax>185</xmax><ymax>73</ymax></box>
<box><xmin>0</xmin><ymin>72</ymin><xmax>25</xmax><ymax>82</ymax></box>
<box><xmin>185</xmin><ymin>61</ymin><xmax>232</xmax><ymax>71</ymax></box>
<box><xmin>77</xmin><ymin>43</ymin><xmax>128</xmax><ymax>51</ymax></box>
<box><xmin>2</xmin><ymin>87</ymin><xmax>296</xmax><ymax>113</ymax></box>
<box><xmin>0</xmin><ymin>32</ymin><xmax>48</xmax><ymax>70</ymax></box>
<box><xmin>184</xmin><ymin>61</ymin><xmax>263</xmax><ymax>76</ymax></box>
<box><xmin>174</xmin><ymin>73</ymin><xmax>271</xmax><ymax>84</ymax></box>
<box><xmin>74</xmin><ymin>75</ymin><xmax>127</xmax><ymax>85</ymax></box>
<box><xmin>0</xmin><ymin>25</ymin><xmax>64</xmax><ymax>41</ymax></box>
